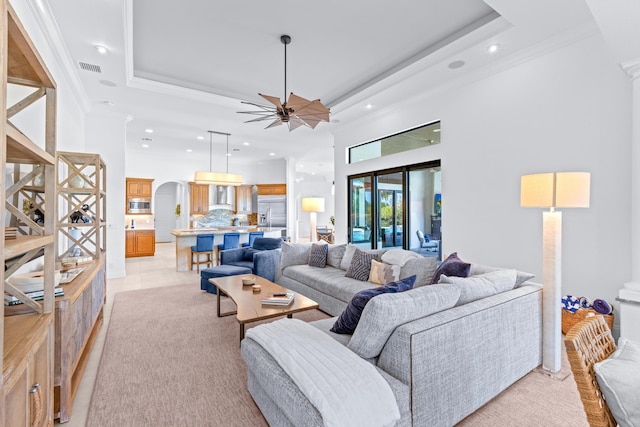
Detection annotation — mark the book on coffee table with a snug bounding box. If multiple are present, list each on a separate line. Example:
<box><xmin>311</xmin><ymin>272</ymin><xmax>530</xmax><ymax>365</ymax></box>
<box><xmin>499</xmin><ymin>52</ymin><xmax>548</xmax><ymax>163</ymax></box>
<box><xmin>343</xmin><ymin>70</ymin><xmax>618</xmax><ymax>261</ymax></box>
<box><xmin>261</xmin><ymin>292</ymin><xmax>295</xmax><ymax>306</ymax></box>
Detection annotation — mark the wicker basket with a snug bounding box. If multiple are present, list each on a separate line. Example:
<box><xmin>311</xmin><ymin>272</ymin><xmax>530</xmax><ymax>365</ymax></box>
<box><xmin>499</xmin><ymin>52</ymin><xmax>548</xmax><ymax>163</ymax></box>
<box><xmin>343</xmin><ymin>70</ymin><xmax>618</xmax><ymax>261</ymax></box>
<box><xmin>562</xmin><ymin>309</ymin><xmax>614</xmax><ymax>335</ymax></box>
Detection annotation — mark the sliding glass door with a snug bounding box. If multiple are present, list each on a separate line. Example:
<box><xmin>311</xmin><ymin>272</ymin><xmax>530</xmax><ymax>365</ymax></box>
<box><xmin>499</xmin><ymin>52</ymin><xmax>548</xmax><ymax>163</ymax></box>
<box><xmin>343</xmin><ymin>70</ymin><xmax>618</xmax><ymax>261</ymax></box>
<box><xmin>348</xmin><ymin>161</ymin><xmax>441</xmax><ymax>258</ymax></box>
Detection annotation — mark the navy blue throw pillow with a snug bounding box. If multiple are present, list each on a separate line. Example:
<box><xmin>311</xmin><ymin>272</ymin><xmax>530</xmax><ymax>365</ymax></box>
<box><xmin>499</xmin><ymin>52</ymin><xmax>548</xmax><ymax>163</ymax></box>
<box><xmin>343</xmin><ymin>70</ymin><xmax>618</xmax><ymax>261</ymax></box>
<box><xmin>242</xmin><ymin>248</ymin><xmax>261</xmax><ymax>261</ymax></box>
<box><xmin>430</xmin><ymin>252</ymin><xmax>471</xmax><ymax>284</ymax></box>
<box><xmin>252</xmin><ymin>237</ymin><xmax>282</xmax><ymax>251</ymax></box>
<box><xmin>330</xmin><ymin>275</ymin><xmax>417</xmax><ymax>334</ymax></box>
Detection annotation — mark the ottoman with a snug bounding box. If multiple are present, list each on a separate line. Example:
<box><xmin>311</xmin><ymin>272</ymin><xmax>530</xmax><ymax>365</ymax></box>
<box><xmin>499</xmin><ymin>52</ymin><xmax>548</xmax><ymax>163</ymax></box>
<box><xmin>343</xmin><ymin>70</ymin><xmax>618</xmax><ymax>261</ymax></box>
<box><xmin>200</xmin><ymin>265</ymin><xmax>253</xmax><ymax>294</ymax></box>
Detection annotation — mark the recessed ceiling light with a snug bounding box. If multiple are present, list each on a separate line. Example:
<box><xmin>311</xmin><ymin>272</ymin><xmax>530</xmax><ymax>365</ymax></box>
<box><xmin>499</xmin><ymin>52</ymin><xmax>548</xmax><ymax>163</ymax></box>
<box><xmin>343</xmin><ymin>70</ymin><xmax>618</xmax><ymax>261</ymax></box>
<box><xmin>269</xmin><ymin>153</ymin><xmax>275</xmax><ymax>156</ymax></box>
<box><xmin>141</xmin><ymin>144</ymin><xmax>149</xmax><ymax>148</ymax></box>
<box><xmin>243</xmin><ymin>142</ymin><xmax>250</xmax><ymax>146</ymax></box>
<box><xmin>99</xmin><ymin>79</ymin><xmax>117</xmax><ymax>87</ymax></box>
<box><xmin>433</xmin><ymin>129</ymin><xmax>441</xmax><ymax>133</ymax></box>
<box><xmin>226</xmin><ymin>153</ymin><xmax>232</xmax><ymax>157</ymax></box>
<box><xmin>145</xmin><ymin>128</ymin><xmax>154</xmax><ymax>133</ymax></box>
<box><xmin>487</xmin><ymin>44</ymin><xmax>500</xmax><ymax>54</ymax></box>
<box><xmin>448</xmin><ymin>60</ymin><xmax>465</xmax><ymax>69</ymax></box>
<box><xmin>95</xmin><ymin>45</ymin><xmax>110</xmax><ymax>55</ymax></box>
<box><xmin>299</xmin><ymin>164</ymin><xmax>304</xmax><ymax>168</ymax></box>
<box><xmin>196</xmin><ymin>136</ymin><xmax>204</xmax><ymax>140</ymax></box>
<box><xmin>186</xmin><ymin>149</ymin><xmax>192</xmax><ymax>152</ymax></box>
<box><xmin>365</xmin><ymin>104</ymin><xmax>373</xmax><ymax>109</ymax></box>
<box><xmin>311</xmin><ymin>172</ymin><xmax>316</xmax><ymax>175</ymax></box>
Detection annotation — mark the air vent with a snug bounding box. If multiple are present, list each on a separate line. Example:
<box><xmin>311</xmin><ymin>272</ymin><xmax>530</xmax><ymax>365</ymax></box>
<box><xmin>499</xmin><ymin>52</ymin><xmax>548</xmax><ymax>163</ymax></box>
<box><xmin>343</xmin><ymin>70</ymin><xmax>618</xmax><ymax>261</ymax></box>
<box><xmin>78</xmin><ymin>62</ymin><xmax>102</xmax><ymax>73</ymax></box>
<box><xmin>141</xmin><ymin>137</ymin><xmax>152</xmax><ymax>141</ymax></box>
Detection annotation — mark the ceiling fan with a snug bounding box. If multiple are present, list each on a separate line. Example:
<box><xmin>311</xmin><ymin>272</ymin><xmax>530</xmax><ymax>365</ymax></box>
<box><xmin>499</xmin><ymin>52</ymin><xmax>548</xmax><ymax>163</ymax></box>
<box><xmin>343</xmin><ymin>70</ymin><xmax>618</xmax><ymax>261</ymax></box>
<box><xmin>238</xmin><ymin>35</ymin><xmax>330</xmax><ymax>132</ymax></box>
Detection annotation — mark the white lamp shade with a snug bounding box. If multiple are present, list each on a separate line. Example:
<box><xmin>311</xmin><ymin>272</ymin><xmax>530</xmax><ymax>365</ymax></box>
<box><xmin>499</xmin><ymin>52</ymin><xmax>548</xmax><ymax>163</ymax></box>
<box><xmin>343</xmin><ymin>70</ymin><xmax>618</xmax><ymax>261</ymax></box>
<box><xmin>193</xmin><ymin>171</ymin><xmax>243</xmax><ymax>186</ymax></box>
<box><xmin>520</xmin><ymin>172</ymin><xmax>590</xmax><ymax>208</ymax></box>
<box><xmin>301</xmin><ymin>197</ymin><xmax>325</xmax><ymax>213</ymax></box>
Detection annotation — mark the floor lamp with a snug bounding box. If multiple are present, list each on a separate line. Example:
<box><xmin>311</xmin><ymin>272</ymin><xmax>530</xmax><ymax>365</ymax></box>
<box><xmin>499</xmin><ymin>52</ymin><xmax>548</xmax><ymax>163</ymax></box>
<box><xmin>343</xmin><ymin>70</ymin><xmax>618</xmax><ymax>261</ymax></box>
<box><xmin>520</xmin><ymin>172</ymin><xmax>590</xmax><ymax>373</ymax></box>
<box><xmin>302</xmin><ymin>197</ymin><xmax>325</xmax><ymax>242</ymax></box>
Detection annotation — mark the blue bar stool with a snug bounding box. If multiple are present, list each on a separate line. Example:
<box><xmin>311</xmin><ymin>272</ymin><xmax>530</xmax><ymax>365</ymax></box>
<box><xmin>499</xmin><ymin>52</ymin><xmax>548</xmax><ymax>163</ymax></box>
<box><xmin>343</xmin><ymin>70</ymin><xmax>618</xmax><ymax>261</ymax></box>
<box><xmin>190</xmin><ymin>234</ymin><xmax>215</xmax><ymax>273</ymax></box>
<box><xmin>216</xmin><ymin>232</ymin><xmax>240</xmax><ymax>265</ymax></box>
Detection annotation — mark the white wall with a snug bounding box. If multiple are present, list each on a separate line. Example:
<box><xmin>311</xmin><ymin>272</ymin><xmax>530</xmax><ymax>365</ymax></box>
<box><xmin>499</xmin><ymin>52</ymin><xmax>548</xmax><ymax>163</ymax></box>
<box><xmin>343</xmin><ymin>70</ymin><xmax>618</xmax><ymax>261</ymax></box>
<box><xmin>85</xmin><ymin>113</ymin><xmax>128</xmax><ymax>278</ymax></box>
<box><xmin>334</xmin><ymin>33</ymin><xmax>632</xmax><ymax>310</ymax></box>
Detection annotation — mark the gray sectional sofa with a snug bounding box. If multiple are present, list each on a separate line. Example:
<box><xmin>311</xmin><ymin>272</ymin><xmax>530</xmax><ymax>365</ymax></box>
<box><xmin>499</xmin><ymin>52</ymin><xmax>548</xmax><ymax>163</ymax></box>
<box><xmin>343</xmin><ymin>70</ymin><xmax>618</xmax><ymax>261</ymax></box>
<box><xmin>242</xmin><ymin>242</ymin><xmax>543</xmax><ymax>426</ymax></box>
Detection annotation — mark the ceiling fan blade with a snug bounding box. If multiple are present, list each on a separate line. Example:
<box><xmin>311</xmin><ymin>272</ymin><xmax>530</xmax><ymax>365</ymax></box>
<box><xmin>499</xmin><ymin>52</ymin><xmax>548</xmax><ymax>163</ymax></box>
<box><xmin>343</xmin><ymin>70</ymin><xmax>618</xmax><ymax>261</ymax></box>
<box><xmin>240</xmin><ymin>100</ymin><xmax>277</xmax><ymax>112</ymax></box>
<box><xmin>295</xmin><ymin>100</ymin><xmax>330</xmax><ymax>123</ymax></box>
<box><xmin>286</xmin><ymin>92</ymin><xmax>314</xmax><ymax>111</ymax></box>
<box><xmin>288</xmin><ymin>116</ymin><xmax>308</xmax><ymax>132</ymax></box>
<box><xmin>243</xmin><ymin>114</ymin><xmax>279</xmax><ymax>123</ymax></box>
<box><xmin>297</xmin><ymin>115</ymin><xmax>321</xmax><ymax>129</ymax></box>
<box><xmin>265</xmin><ymin>118</ymin><xmax>284</xmax><ymax>129</ymax></box>
<box><xmin>259</xmin><ymin>93</ymin><xmax>284</xmax><ymax>110</ymax></box>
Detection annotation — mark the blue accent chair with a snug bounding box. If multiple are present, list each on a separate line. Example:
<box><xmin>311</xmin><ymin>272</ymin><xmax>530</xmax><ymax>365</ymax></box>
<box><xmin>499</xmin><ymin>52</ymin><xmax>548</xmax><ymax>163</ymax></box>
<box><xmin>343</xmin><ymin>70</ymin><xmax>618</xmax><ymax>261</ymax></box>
<box><xmin>242</xmin><ymin>231</ymin><xmax>264</xmax><ymax>247</ymax></box>
<box><xmin>220</xmin><ymin>237</ymin><xmax>282</xmax><ymax>282</ymax></box>
<box><xmin>216</xmin><ymin>232</ymin><xmax>240</xmax><ymax>264</ymax></box>
<box><xmin>190</xmin><ymin>234</ymin><xmax>215</xmax><ymax>273</ymax></box>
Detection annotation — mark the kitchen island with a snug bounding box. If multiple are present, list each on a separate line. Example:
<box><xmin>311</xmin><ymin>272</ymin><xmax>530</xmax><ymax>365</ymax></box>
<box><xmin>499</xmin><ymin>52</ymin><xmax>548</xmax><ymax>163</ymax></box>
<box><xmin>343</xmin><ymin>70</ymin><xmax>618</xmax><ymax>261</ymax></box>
<box><xmin>171</xmin><ymin>227</ymin><xmax>285</xmax><ymax>271</ymax></box>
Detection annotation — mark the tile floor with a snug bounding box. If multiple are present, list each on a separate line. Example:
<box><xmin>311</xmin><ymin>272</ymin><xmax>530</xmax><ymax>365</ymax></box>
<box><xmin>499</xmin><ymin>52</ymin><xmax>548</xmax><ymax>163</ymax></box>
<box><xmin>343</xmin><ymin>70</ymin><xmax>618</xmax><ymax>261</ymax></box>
<box><xmin>56</xmin><ymin>242</ymin><xmax>202</xmax><ymax>426</ymax></box>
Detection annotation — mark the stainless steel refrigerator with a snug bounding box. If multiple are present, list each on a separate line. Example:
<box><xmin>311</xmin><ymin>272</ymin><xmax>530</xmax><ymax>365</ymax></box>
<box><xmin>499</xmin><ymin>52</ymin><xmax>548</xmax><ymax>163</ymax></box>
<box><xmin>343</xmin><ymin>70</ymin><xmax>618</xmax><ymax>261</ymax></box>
<box><xmin>257</xmin><ymin>195</ymin><xmax>286</xmax><ymax>228</ymax></box>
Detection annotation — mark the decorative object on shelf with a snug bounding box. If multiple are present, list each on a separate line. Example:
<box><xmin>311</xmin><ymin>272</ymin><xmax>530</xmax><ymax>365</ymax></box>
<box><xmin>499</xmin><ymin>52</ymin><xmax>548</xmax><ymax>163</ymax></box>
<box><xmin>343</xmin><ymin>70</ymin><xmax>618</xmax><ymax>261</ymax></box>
<box><xmin>520</xmin><ymin>171</ymin><xmax>590</xmax><ymax>373</ymax></box>
<box><xmin>194</xmin><ymin>130</ymin><xmax>243</xmax><ymax>186</ymax></box>
<box><xmin>6</xmin><ymin>270</ymin><xmax>62</xmax><ymax>293</ymax></box>
<box><xmin>330</xmin><ymin>215</ymin><xmax>335</xmax><ymax>226</ymax></box>
<box><xmin>68</xmin><ymin>174</ymin><xmax>85</xmax><ymax>188</ymax></box>
<box><xmin>242</xmin><ymin>277</ymin><xmax>256</xmax><ymax>286</ymax></box>
<box><xmin>238</xmin><ymin>34</ymin><xmax>330</xmax><ymax>131</ymax></box>
<box><xmin>302</xmin><ymin>197</ymin><xmax>325</xmax><ymax>242</ymax></box>
<box><xmin>70</xmin><ymin>204</ymin><xmax>91</xmax><ymax>223</ymax></box>
<box><xmin>175</xmin><ymin>203</ymin><xmax>181</xmax><ymax>219</ymax></box>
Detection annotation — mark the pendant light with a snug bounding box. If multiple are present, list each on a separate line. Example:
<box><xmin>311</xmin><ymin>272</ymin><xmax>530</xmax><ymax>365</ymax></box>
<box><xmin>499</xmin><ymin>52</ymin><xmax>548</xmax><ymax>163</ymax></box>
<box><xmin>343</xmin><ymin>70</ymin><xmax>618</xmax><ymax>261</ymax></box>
<box><xmin>193</xmin><ymin>131</ymin><xmax>243</xmax><ymax>186</ymax></box>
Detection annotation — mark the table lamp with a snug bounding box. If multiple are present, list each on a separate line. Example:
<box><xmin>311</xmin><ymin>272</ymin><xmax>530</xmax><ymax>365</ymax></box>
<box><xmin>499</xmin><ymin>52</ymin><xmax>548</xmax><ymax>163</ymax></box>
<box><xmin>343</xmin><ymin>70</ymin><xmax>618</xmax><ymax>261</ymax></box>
<box><xmin>520</xmin><ymin>172</ymin><xmax>590</xmax><ymax>373</ymax></box>
<box><xmin>302</xmin><ymin>197</ymin><xmax>325</xmax><ymax>242</ymax></box>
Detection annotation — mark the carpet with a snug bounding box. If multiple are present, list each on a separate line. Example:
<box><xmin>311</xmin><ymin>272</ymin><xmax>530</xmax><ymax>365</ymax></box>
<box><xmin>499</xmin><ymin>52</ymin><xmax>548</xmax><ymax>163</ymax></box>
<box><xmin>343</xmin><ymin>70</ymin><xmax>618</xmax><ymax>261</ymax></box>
<box><xmin>88</xmin><ymin>283</ymin><xmax>589</xmax><ymax>427</ymax></box>
<box><xmin>86</xmin><ymin>283</ymin><xmax>328</xmax><ymax>427</ymax></box>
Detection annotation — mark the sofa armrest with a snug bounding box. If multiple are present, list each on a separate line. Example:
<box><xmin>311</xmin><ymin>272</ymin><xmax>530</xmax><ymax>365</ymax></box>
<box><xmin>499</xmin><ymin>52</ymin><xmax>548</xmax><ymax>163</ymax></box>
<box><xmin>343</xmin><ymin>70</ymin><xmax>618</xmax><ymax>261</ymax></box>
<box><xmin>221</xmin><ymin>247</ymin><xmax>248</xmax><ymax>264</ymax></box>
<box><xmin>254</xmin><ymin>249</ymin><xmax>282</xmax><ymax>282</ymax></box>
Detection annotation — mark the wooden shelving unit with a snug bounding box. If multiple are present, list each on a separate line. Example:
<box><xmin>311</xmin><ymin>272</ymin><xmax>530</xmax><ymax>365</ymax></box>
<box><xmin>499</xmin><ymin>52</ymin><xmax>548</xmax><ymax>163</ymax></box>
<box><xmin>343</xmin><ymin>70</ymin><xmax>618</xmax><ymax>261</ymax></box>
<box><xmin>56</xmin><ymin>151</ymin><xmax>106</xmax><ymax>262</ymax></box>
<box><xmin>2</xmin><ymin>2</ymin><xmax>57</xmax><ymax>426</ymax></box>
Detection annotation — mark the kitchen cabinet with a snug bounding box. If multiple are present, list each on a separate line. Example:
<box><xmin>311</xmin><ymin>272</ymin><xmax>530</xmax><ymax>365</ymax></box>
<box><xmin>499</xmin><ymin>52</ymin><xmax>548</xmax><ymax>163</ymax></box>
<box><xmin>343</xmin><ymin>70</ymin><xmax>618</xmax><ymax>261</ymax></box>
<box><xmin>2</xmin><ymin>3</ymin><xmax>56</xmax><ymax>425</ymax></box>
<box><xmin>125</xmin><ymin>230</ymin><xmax>156</xmax><ymax>257</ymax></box>
<box><xmin>126</xmin><ymin>178</ymin><xmax>153</xmax><ymax>198</ymax></box>
<box><xmin>189</xmin><ymin>182</ymin><xmax>209</xmax><ymax>215</ymax></box>
<box><xmin>235</xmin><ymin>185</ymin><xmax>254</xmax><ymax>213</ymax></box>
<box><xmin>257</xmin><ymin>183</ymin><xmax>286</xmax><ymax>195</ymax></box>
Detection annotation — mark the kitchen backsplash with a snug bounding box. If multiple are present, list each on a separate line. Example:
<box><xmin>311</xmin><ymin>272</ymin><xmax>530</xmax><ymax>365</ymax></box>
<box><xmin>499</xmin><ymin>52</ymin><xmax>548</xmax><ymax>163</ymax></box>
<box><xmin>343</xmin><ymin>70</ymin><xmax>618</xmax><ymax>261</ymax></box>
<box><xmin>125</xmin><ymin>214</ymin><xmax>154</xmax><ymax>230</ymax></box>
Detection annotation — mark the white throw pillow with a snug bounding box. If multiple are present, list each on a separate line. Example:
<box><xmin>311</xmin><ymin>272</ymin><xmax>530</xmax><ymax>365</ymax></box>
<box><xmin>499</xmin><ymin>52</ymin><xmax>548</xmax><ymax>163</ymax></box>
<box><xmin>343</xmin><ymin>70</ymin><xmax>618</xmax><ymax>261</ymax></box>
<box><xmin>380</xmin><ymin>248</ymin><xmax>421</xmax><ymax>267</ymax></box>
<box><xmin>594</xmin><ymin>337</ymin><xmax>640</xmax><ymax>427</ymax></box>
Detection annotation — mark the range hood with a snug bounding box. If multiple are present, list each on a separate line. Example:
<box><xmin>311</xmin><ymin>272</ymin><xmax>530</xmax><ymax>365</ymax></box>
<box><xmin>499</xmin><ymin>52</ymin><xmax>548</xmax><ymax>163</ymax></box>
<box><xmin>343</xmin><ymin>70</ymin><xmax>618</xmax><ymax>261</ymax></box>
<box><xmin>208</xmin><ymin>185</ymin><xmax>233</xmax><ymax>210</ymax></box>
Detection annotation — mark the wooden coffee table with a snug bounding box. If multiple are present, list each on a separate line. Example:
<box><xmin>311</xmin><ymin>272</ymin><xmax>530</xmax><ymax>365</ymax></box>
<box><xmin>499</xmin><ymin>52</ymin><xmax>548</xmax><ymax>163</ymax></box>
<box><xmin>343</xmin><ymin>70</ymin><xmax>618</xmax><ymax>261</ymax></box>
<box><xmin>210</xmin><ymin>274</ymin><xmax>319</xmax><ymax>340</ymax></box>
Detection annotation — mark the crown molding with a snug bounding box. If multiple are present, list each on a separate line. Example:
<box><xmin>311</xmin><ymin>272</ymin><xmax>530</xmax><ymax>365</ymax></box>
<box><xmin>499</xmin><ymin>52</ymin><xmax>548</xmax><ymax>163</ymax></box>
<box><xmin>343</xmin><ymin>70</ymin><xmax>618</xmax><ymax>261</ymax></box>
<box><xmin>26</xmin><ymin>0</ymin><xmax>91</xmax><ymax>113</ymax></box>
<box><xmin>621</xmin><ymin>58</ymin><xmax>640</xmax><ymax>81</ymax></box>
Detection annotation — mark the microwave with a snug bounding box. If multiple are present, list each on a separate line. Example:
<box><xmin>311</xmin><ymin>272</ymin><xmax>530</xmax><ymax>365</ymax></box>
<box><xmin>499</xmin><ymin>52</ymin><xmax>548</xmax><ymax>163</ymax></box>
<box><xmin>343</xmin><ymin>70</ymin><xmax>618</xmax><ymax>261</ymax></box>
<box><xmin>128</xmin><ymin>198</ymin><xmax>151</xmax><ymax>214</ymax></box>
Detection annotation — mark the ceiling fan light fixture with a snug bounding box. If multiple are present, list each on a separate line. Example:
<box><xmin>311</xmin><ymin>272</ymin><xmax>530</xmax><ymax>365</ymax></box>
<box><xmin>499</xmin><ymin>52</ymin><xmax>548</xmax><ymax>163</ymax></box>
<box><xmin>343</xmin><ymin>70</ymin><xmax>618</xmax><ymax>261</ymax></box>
<box><xmin>239</xmin><ymin>34</ymin><xmax>330</xmax><ymax>132</ymax></box>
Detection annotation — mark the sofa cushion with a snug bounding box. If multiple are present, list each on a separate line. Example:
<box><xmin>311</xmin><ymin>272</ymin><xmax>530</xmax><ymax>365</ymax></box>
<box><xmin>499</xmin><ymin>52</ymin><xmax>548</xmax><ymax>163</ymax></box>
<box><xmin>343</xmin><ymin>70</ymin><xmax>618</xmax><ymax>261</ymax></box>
<box><xmin>380</xmin><ymin>248</ymin><xmax>421</xmax><ymax>266</ymax></box>
<box><xmin>348</xmin><ymin>283</ymin><xmax>461</xmax><ymax>359</ymax></box>
<box><xmin>368</xmin><ymin>259</ymin><xmax>400</xmax><ymax>285</ymax></box>
<box><xmin>281</xmin><ymin>242</ymin><xmax>312</xmax><ymax>269</ymax></box>
<box><xmin>252</xmin><ymin>237</ymin><xmax>281</xmax><ymax>250</ymax></box>
<box><xmin>327</xmin><ymin>244</ymin><xmax>347</xmax><ymax>269</ymax></box>
<box><xmin>400</xmin><ymin>256</ymin><xmax>438</xmax><ymax>288</ymax></box>
<box><xmin>430</xmin><ymin>252</ymin><xmax>471</xmax><ymax>284</ymax></box>
<box><xmin>283</xmin><ymin>265</ymin><xmax>375</xmax><ymax>303</ymax></box>
<box><xmin>310</xmin><ymin>318</ymin><xmax>352</xmax><ymax>347</ymax></box>
<box><xmin>469</xmin><ymin>263</ymin><xmax>535</xmax><ymax>287</ymax></box>
<box><xmin>594</xmin><ymin>337</ymin><xmax>640</xmax><ymax>427</ymax></box>
<box><xmin>340</xmin><ymin>244</ymin><xmax>385</xmax><ymax>271</ymax></box>
<box><xmin>345</xmin><ymin>248</ymin><xmax>381</xmax><ymax>281</ymax></box>
<box><xmin>438</xmin><ymin>269</ymin><xmax>518</xmax><ymax>305</ymax></box>
<box><xmin>330</xmin><ymin>276</ymin><xmax>416</xmax><ymax>334</ymax></box>
<box><xmin>242</xmin><ymin>247</ymin><xmax>260</xmax><ymax>261</ymax></box>
<box><xmin>308</xmin><ymin>243</ymin><xmax>328</xmax><ymax>268</ymax></box>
